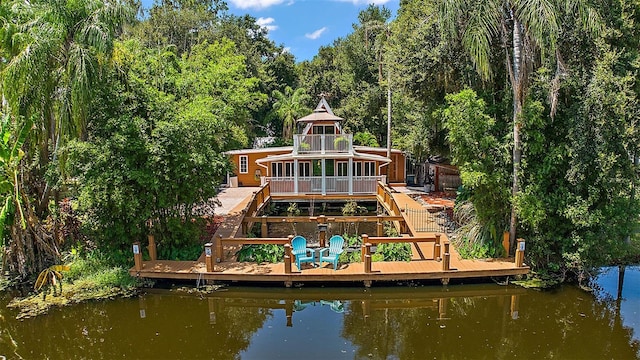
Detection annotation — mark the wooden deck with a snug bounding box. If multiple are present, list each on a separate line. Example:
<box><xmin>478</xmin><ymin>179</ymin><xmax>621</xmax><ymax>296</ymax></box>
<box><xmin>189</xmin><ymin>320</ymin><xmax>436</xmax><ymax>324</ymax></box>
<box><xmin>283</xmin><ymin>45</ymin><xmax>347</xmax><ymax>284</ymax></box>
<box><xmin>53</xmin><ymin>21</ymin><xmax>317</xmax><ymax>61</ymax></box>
<box><xmin>131</xmin><ymin>184</ymin><xmax>529</xmax><ymax>286</ymax></box>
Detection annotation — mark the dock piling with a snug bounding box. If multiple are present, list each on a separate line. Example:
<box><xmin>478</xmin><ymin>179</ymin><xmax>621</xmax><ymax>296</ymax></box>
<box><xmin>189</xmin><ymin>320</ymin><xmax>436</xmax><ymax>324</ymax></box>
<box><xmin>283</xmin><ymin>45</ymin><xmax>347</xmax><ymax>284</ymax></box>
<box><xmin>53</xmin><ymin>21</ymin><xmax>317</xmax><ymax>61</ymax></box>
<box><xmin>133</xmin><ymin>242</ymin><xmax>142</xmax><ymax>271</ymax></box>
<box><xmin>216</xmin><ymin>235</ymin><xmax>223</xmax><ymax>263</ymax></box>
<box><xmin>434</xmin><ymin>233</ymin><xmax>441</xmax><ymax>261</ymax></box>
<box><xmin>515</xmin><ymin>239</ymin><xmax>525</xmax><ymax>267</ymax></box>
<box><xmin>442</xmin><ymin>241</ymin><xmax>450</xmax><ymax>271</ymax></box>
<box><xmin>148</xmin><ymin>234</ymin><xmax>157</xmax><ymax>261</ymax></box>
<box><xmin>205</xmin><ymin>243</ymin><xmax>214</xmax><ymax>272</ymax></box>
<box><xmin>364</xmin><ymin>243</ymin><xmax>372</xmax><ymax>273</ymax></box>
<box><xmin>284</xmin><ymin>243</ymin><xmax>292</xmax><ymax>274</ymax></box>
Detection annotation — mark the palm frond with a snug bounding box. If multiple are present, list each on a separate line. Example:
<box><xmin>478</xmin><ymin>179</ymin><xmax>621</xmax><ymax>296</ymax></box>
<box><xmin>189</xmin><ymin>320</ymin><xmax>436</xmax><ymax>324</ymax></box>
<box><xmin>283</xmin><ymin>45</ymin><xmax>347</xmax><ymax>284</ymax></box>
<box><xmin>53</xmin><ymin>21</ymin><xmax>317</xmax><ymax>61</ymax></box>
<box><xmin>515</xmin><ymin>0</ymin><xmax>560</xmax><ymax>58</ymax></box>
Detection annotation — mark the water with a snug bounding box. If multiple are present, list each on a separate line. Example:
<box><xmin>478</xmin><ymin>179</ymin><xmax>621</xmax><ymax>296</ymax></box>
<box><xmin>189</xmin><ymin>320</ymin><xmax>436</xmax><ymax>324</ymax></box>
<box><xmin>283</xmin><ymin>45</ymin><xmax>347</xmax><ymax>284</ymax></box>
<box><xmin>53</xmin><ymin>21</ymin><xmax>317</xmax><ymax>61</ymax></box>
<box><xmin>1</xmin><ymin>267</ymin><xmax>638</xmax><ymax>359</ymax></box>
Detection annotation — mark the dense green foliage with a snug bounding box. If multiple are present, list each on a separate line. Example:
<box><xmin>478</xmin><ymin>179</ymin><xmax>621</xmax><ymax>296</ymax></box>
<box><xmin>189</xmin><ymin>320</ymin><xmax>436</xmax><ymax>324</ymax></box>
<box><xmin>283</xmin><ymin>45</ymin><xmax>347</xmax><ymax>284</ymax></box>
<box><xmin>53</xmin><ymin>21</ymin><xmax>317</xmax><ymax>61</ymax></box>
<box><xmin>236</xmin><ymin>244</ymin><xmax>283</xmax><ymax>263</ymax></box>
<box><xmin>0</xmin><ymin>0</ymin><xmax>638</xmax><ymax>284</ymax></box>
<box><xmin>297</xmin><ymin>0</ymin><xmax>640</xmax><ymax>279</ymax></box>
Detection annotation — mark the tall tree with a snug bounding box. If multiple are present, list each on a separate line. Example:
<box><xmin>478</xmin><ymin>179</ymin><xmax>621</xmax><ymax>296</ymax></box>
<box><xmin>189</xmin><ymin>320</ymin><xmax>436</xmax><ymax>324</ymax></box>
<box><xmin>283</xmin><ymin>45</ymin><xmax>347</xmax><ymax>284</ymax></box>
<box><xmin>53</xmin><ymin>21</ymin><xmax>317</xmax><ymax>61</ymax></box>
<box><xmin>0</xmin><ymin>0</ymin><xmax>133</xmax><ymax>275</ymax></box>
<box><xmin>271</xmin><ymin>87</ymin><xmax>311</xmax><ymax>139</ymax></box>
<box><xmin>438</xmin><ymin>0</ymin><xmax>600</xmax><ymax>250</ymax></box>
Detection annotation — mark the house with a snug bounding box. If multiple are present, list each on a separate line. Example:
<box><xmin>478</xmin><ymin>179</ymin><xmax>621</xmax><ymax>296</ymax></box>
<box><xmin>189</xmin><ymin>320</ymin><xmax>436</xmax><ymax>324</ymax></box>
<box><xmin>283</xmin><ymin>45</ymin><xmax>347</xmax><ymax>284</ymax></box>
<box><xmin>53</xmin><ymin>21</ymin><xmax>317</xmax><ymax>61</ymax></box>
<box><xmin>227</xmin><ymin>96</ymin><xmax>406</xmax><ymax>195</ymax></box>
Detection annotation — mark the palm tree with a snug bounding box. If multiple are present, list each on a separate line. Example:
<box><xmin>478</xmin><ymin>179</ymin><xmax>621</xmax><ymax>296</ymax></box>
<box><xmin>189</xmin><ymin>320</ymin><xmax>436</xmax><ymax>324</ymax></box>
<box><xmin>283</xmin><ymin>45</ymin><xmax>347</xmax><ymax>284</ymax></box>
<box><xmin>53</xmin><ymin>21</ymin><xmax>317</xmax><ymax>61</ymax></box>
<box><xmin>272</xmin><ymin>87</ymin><xmax>311</xmax><ymax>139</ymax></box>
<box><xmin>0</xmin><ymin>0</ymin><xmax>133</xmax><ymax>275</ymax></box>
<box><xmin>438</xmin><ymin>0</ymin><xmax>600</xmax><ymax>251</ymax></box>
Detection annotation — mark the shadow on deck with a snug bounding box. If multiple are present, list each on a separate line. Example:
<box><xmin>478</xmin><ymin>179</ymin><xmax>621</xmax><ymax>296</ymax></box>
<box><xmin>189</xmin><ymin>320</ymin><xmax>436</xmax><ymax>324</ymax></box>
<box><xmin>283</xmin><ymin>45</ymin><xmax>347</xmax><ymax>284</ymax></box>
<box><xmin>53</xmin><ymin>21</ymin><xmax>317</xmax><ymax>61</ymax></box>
<box><xmin>130</xmin><ymin>184</ymin><xmax>529</xmax><ymax>287</ymax></box>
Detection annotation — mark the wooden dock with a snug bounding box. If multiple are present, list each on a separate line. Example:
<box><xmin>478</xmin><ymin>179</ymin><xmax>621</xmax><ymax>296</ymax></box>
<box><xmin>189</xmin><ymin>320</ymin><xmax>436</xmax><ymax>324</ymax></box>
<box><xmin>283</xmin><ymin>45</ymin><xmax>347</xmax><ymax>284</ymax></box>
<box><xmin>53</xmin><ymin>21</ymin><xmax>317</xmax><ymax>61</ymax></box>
<box><xmin>130</xmin><ymin>183</ymin><xmax>529</xmax><ymax>286</ymax></box>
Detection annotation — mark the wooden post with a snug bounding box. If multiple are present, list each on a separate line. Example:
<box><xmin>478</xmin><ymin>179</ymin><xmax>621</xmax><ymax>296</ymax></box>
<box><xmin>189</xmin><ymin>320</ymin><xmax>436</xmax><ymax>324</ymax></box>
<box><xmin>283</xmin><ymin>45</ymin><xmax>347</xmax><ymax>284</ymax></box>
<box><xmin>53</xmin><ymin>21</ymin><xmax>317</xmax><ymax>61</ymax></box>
<box><xmin>133</xmin><ymin>242</ymin><xmax>142</xmax><ymax>271</ymax></box>
<box><xmin>434</xmin><ymin>233</ymin><xmax>441</xmax><ymax>261</ymax></box>
<box><xmin>284</xmin><ymin>243</ymin><xmax>292</xmax><ymax>274</ymax></box>
<box><xmin>261</xmin><ymin>215</ymin><xmax>268</xmax><ymax>238</ymax></box>
<box><xmin>204</xmin><ymin>243</ymin><xmax>214</xmax><ymax>272</ymax></box>
<box><xmin>241</xmin><ymin>221</ymin><xmax>247</xmax><ymax>235</ymax></box>
<box><xmin>318</xmin><ymin>215</ymin><xmax>326</xmax><ymax>247</ymax></box>
<box><xmin>216</xmin><ymin>234</ymin><xmax>223</xmax><ymax>263</ymax></box>
<box><xmin>147</xmin><ymin>234</ymin><xmax>157</xmax><ymax>261</ymax></box>
<box><xmin>377</xmin><ymin>215</ymin><xmax>384</xmax><ymax>236</ymax></box>
<box><xmin>364</xmin><ymin>243</ymin><xmax>372</xmax><ymax>273</ymax></box>
<box><xmin>361</xmin><ymin>234</ymin><xmax>369</xmax><ymax>262</ymax></box>
<box><xmin>515</xmin><ymin>238</ymin><xmax>525</xmax><ymax>267</ymax></box>
<box><xmin>503</xmin><ymin>231</ymin><xmax>510</xmax><ymax>256</ymax></box>
<box><xmin>442</xmin><ymin>241</ymin><xmax>450</xmax><ymax>271</ymax></box>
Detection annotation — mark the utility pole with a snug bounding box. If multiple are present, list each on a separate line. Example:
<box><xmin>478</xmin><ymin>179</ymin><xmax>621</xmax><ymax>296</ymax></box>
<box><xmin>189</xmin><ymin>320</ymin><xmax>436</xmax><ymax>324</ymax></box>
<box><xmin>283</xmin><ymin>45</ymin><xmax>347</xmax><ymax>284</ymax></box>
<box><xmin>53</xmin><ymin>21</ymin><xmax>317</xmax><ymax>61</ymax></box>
<box><xmin>365</xmin><ymin>21</ymin><xmax>392</xmax><ymax>161</ymax></box>
<box><xmin>386</xmin><ymin>65</ymin><xmax>391</xmax><ymax>160</ymax></box>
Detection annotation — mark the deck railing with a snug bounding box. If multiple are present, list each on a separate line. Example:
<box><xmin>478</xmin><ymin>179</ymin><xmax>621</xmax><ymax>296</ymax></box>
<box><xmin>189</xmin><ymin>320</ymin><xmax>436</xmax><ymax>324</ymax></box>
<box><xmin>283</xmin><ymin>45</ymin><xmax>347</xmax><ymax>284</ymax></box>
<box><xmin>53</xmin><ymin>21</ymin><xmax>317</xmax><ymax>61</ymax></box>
<box><xmin>266</xmin><ymin>176</ymin><xmax>382</xmax><ymax>194</ymax></box>
<box><xmin>404</xmin><ymin>207</ymin><xmax>455</xmax><ymax>234</ymax></box>
<box><xmin>293</xmin><ymin>134</ymin><xmax>353</xmax><ymax>154</ymax></box>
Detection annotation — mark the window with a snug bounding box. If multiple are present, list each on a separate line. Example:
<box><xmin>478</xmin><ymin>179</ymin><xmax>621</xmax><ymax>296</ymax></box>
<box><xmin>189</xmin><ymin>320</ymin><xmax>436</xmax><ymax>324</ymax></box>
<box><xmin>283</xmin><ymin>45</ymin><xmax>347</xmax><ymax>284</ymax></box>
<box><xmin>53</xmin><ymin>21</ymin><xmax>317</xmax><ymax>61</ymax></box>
<box><xmin>312</xmin><ymin>125</ymin><xmax>335</xmax><ymax>134</ymax></box>
<box><xmin>353</xmin><ymin>162</ymin><xmax>362</xmax><ymax>176</ymax></box>
<box><xmin>299</xmin><ymin>161</ymin><xmax>311</xmax><ymax>177</ymax></box>
<box><xmin>337</xmin><ymin>162</ymin><xmax>348</xmax><ymax>176</ymax></box>
<box><xmin>285</xmin><ymin>162</ymin><xmax>294</xmax><ymax>177</ymax></box>
<box><xmin>239</xmin><ymin>155</ymin><xmax>248</xmax><ymax>174</ymax></box>
<box><xmin>352</xmin><ymin>161</ymin><xmax>376</xmax><ymax>176</ymax></box>
<box><xmin>271</xmin><ymin>162</ymin><xmax>294</xmax><ymax>177</ymax></box>
<box><xmin>271</xmin><ymin>162</ymin><xmax>283</xmax><ymax>177</ymax></box>
<box><xmin>364</xmin><ymin>161</ymin><xmax>375</xmax><ymax>176</ymax></box>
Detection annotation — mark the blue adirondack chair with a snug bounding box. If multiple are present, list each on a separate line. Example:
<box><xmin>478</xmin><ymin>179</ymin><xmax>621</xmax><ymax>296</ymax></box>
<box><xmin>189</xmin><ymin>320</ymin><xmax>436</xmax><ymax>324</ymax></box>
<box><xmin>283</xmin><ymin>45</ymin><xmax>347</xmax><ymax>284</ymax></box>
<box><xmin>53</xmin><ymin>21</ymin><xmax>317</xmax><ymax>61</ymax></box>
<box><xmin>291</xmin><ymin>235</ymin><xmax>315</xmax><ymax>270</ymax></box>
<box><xmin>319</xmin><ymin>235</ymin><xmax>344</xmax><ymax>270</ymax></box>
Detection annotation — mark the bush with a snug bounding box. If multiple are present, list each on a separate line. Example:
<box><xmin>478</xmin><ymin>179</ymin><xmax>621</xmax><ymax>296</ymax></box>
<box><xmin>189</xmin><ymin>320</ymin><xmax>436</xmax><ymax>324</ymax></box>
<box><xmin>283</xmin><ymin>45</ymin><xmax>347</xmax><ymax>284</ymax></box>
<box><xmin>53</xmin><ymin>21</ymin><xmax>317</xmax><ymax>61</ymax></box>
<box><xmin>375</xmin><ymin>243</ymin><xmax>411</xmax><ymax>262</ymax></box>
<box><xmin>338</xmin><ymin>234</ymin><xmax>361</xmax><ymax>264</ymax></box>
<box><xmin>235</xmin><ymin>244</ymin><xmax>283</xmax><ymax>263</ymax></box>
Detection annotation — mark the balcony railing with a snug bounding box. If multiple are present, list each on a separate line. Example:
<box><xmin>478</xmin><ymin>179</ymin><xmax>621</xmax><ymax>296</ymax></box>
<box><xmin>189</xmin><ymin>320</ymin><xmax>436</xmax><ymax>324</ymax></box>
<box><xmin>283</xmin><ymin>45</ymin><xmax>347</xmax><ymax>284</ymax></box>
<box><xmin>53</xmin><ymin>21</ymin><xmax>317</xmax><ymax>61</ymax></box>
<box><xmin>266</xmin><ymin>176</ymin><xmax>382</xmax><ymax>195</ymax></box>
<box><xmin>293</xmin><ymin>134</ymin><xmax>353</xmax><ymax>154</ymax></box>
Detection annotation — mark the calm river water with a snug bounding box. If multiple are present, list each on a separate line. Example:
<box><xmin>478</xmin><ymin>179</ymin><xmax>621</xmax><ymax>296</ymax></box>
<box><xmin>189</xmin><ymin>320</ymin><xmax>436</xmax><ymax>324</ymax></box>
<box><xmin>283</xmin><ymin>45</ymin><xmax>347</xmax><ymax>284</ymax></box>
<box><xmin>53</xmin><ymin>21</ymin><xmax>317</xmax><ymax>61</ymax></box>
<box><xmin>0</xmin><ymin>266</ymin><xmax>638</xmax><ymax>359</ymax></box>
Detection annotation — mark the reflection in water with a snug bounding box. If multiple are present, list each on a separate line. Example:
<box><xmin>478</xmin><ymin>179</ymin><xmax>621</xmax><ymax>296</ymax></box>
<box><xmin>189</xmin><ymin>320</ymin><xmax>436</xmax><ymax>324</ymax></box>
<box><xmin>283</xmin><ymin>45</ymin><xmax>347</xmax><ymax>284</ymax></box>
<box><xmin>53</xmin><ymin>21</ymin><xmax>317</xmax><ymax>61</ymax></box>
<box><xmin>0</xmin><ymin>274</ymin><xmax>638</xmax><ymax>359</ymax></box>
<box><xmin>593</xmin><ymin>266</ymin><xmax>640</xmax><ymax>348</ymax></box>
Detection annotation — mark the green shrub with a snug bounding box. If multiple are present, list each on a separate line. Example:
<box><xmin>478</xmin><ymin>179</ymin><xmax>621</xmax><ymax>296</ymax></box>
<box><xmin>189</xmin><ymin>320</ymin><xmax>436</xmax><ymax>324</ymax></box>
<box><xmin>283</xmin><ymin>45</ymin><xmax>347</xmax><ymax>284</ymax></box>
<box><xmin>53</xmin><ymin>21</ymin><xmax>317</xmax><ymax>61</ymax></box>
<box><xmin>375</xmin><ymin>243</ymin><xmax>411</xmax><ymax>262</ymax></box>
<box><xmin>338</xmin><ymin>234</ymin><xmax>362</xmax><ymax>263</ymax></box>
<box><xmin>235</xmin><ymin>244</ymin><xmax>283</xmax><ymax>263</ymax></box>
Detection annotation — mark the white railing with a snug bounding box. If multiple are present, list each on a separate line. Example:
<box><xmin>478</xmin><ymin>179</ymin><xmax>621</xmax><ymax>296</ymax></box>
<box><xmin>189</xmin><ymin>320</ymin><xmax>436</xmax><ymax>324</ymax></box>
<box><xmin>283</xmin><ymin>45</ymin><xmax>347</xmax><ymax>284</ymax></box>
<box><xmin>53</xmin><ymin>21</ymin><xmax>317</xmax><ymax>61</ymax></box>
<box><xmin>293</xmin><ymin>134</ymin><xmax>353</xmax><ymax>154</ymax></box>
<box><xmin>266</xmin><ymin>176</ymin><xmax>382</xmax><ymax>194</ymax></box>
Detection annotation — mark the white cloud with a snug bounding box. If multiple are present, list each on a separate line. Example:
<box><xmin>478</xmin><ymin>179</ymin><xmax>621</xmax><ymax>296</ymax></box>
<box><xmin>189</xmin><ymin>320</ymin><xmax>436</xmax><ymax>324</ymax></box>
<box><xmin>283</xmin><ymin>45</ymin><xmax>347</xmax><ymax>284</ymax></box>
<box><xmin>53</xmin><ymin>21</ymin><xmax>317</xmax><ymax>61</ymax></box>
<box><xmin>305</xmin><ymin>27</ymin><xmax>327</xmax><ymax>40</ymax></box>
<box><xmin>283</xmin><ymin>47</ymin><xmax>291</xmax><ymax>53</ymax></box>
<box><xmin>335</xmin><ymin>0</ymin><xmax>392</xmax><ymax>4</ymax></box>
<box><xmin>229</xmin><ymin>0</ymin><xmax>286</xmax><ymax>10</ymax></box>
<box><xmin>256</xmin><ymin>17</ymin><xmax>278</xmax><ymax>32</ymax></box>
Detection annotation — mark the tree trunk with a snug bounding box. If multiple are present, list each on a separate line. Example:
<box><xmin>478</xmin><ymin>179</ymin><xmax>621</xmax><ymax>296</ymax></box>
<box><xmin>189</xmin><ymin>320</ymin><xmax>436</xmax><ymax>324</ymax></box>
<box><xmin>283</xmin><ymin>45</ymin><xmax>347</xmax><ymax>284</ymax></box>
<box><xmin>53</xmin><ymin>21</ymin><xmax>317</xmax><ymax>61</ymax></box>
<box><xmin>509</xmin><ymin>16</ymin><xmax>524</xmax><ymax>253</ymax></box>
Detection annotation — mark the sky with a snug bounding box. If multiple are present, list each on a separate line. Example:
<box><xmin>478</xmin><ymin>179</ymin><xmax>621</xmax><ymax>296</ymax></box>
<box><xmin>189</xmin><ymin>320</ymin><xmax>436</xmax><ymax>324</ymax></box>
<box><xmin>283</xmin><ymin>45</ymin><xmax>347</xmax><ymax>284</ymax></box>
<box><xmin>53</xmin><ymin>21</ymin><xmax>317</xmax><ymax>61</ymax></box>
<box><xmin>139</xmin><ymin>0</ymin><xmax>400</xmax><ymax>62</ymax></box>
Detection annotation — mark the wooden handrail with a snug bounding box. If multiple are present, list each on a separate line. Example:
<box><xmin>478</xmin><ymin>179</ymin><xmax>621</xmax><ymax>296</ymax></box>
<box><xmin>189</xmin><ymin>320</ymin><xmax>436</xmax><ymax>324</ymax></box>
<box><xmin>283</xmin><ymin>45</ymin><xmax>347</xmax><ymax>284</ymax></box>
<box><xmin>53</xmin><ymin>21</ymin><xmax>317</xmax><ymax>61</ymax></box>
<box><xmin>220</xmin><ymin>237</ymin><xmax>291</xmax><ymax>245</ymax></box>
<box><xmin>364</xmin><ymin>235</ymin><xmax>438</xmax><ymax>244</ymax></box>
<box><xmin>243</xmin><ymin>215</ymin><xmax>405</xmax><ymax>223</ymax></box>
<box><xmin>360</xmin><ymin>234</ymin><xmax>444</xmax><ymax>262</ymax></box>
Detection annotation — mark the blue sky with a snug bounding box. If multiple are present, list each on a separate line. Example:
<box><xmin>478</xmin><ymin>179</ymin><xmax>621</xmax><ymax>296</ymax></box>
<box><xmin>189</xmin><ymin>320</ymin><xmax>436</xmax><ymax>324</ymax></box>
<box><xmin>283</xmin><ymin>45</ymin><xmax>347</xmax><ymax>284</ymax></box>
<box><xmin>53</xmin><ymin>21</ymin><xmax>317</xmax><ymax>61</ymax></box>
<box><xmin>139</xmin><ymin>0</ymin><xmax>400</xmax><ymax>62</ymax></box>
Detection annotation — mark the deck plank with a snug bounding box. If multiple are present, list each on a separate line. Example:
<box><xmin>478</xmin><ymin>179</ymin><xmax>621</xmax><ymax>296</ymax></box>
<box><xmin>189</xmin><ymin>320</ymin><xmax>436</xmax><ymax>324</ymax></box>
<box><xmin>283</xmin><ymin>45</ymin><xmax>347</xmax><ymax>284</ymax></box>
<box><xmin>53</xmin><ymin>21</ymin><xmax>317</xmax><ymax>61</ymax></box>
<box><xmin>131</xmin><ymin>188</ymin><xmax>529</xmax><ymax>285</ymax></box>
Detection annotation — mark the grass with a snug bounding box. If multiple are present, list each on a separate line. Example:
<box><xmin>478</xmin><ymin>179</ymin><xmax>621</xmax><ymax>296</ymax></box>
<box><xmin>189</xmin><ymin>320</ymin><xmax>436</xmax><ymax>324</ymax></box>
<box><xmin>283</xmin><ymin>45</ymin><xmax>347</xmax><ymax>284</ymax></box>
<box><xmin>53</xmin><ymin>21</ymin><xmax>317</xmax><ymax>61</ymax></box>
<box><xmin>8</xmin><ymin>251</ymin><xmax>152</xmax><ymax>319</ymax></box>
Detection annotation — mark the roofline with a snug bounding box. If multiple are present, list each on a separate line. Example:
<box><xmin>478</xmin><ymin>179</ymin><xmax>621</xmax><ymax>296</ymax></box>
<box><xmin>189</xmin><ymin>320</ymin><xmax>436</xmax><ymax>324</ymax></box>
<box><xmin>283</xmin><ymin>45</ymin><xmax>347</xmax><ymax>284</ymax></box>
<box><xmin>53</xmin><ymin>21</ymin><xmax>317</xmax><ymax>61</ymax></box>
<box><xmin>255</xmin><ymin>151</ymin><xmax>391</xmax><ymax>164</ymax></box>
<box><xmin>353</xmin><ymin>146</ymin><xmax>405</xmax><ymax>154</ymax></box>
<box><xmin>226</xmin><ymin>146</ymin><xmax>293</xmax><ymax>155</ymax></box>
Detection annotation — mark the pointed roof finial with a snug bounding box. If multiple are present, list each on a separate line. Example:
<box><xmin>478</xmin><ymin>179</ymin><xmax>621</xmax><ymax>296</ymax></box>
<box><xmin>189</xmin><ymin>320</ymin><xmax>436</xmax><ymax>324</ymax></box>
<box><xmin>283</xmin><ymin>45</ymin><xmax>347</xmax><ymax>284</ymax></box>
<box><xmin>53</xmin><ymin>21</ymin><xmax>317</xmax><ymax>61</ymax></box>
<box><xmin>296</xmin><ymin>91</ymin><xmax>343</xmax><ymax>123</ymax></box>
<box><xmin>313</xmin><ymin>92</ymin><xmax>335</xmax><ymax>115</ymax></box>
